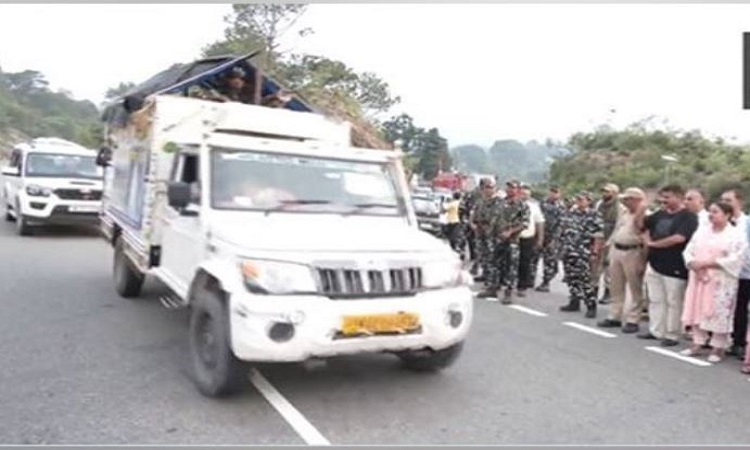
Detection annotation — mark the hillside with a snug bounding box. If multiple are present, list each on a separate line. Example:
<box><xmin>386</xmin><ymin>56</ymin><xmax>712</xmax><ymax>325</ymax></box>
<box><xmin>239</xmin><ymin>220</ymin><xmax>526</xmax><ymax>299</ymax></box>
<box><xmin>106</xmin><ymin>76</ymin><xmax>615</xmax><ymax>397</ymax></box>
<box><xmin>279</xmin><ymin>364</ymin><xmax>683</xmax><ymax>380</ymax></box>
<box><xmin>548</xmin><ymin>124</ymin><xmax>750</xmax><ymax>201</ymax></box>
<box><xmin>451</xmin><ymin>139</ymin><xmax>568</xmax><ymax>183</ymax></box>
<box><xmin>0</xmin><ymin>67</ymin><xmax>102</xmax><ymax>158</ymax></box>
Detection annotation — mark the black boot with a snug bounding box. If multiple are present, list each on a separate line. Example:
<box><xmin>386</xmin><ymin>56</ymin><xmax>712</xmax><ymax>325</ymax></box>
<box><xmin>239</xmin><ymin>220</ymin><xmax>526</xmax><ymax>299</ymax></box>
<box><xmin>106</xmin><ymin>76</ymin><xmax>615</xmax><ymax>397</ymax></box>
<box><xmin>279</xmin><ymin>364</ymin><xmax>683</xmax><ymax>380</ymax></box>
<box><xmin>585</xmin><ymin>304</ymin><xmax>597</xmax><ymax>319</ymax></box>
<box><xmin>560</xmin><ymin>300</ymin><xmax>580</xmax><ymax>312</ymax></box>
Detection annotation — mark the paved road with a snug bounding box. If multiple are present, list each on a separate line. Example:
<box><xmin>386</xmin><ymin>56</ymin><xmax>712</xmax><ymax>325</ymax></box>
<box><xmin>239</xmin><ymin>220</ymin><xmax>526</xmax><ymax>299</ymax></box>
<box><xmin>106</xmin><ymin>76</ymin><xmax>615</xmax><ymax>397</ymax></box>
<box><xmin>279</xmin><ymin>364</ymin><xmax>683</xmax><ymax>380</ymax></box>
<box><xmin>1</xmin><ymin>222</ymin><xmax>749</xmax><ymax>445</ymax></box>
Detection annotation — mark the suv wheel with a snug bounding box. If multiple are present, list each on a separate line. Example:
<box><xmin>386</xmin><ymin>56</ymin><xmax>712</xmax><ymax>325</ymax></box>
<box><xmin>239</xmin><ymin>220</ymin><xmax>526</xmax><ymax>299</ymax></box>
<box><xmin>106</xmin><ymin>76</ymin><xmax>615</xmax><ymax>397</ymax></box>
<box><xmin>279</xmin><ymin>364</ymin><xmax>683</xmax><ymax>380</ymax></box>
<box><xmin>189</xmin><ymin>285</ymin><xmax>249</xmax><ymax>398</ymax></box>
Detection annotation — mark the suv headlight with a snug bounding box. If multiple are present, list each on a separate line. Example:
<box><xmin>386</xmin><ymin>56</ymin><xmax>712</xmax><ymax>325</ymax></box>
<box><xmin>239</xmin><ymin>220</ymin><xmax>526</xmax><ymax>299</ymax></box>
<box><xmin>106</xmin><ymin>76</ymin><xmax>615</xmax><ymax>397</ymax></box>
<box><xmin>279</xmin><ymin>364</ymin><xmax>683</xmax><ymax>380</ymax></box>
<box><xmin>26</xmin><ymin>184</ymin><xmax>52</xmax><ymax>197</ymax></box>
<box><xmin>422</xmin><ymin>259</ymin><xmax>464</xmax><ymax>288</ymax></box>
<box><xmin>239</xmin><ymin>259</ymin><xmax>317</xmax><ymax>295</ymax></box>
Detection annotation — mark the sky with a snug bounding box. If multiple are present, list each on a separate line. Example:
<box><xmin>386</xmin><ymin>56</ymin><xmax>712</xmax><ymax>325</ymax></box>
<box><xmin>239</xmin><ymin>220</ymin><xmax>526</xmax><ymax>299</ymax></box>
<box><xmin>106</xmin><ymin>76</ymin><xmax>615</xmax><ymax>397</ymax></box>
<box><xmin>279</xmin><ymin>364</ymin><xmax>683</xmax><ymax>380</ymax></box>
<box><xmin>0</xmin><ymin>3</ymin><xmax>749</xmax><ymax>149</ymax></box>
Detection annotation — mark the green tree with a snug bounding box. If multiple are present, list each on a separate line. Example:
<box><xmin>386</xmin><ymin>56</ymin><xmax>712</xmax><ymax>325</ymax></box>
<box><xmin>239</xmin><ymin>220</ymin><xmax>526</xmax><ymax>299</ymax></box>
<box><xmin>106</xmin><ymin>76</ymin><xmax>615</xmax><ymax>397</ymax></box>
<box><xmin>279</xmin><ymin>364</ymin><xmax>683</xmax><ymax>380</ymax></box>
<box><xmin>201</xmin><ymin>4</ymin><xmax>399</xmax><ymax>120</ymax></box>
<box><xmin>548</xmin><ymin>121</ymin><xmax>750</xmax><ymax>202</ymax></box>
<box><xmin>416</xmin><ymin>128</ymin><xmax>451</xmax><ymax>180</ymax></box>
<box><xmin>104</xmin><ymin>82</ymin><xmax>137</xmax><ymax>102</ymax></box>
<box><xmin>381</xmin><ymin>114</ymin><xmax>451</xmax><ymax>180</ymax></box>
<box><xmin>202</xmin><ymin>4</ymin><xmax>311</xmax><ymax>71</ymax></box>
<box><xmin>0</xmin><ymin>66</ymin><xmax>102</xmax><ymax>150</ymax></box>
<box><xmin>452</xmin><ymin>144</ymin><xmax>490</xmax><ymax>173</ymax></box>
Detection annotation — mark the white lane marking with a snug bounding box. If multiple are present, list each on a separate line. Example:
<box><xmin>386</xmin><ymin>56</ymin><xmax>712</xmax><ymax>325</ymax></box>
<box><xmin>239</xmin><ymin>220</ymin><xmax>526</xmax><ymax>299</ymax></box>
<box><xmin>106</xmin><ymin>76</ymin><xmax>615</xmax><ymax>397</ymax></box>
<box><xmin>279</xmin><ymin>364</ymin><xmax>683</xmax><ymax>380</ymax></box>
<box><xmin>249</xmin><ymin>368</ymin><xmax>331</xmax><ymax>446</ymax></box>
<box><xmin>483</xmin><ymin>297</ymin><xmax>499</xmax><ymax>302</ymax></box>
<box><xmin>644</xmin><ymin>346</ymin><xmax>712</xmax><ymax>367</ymax></box>
<box><xmin>562</xmin><ymin>321</ymin><xmax>617</xmax><ymax>338</ymax></box>
<box><xmin>507</xmin><ymin>304</ymin><xmax>548</xmax><ymax>317</ymax></box>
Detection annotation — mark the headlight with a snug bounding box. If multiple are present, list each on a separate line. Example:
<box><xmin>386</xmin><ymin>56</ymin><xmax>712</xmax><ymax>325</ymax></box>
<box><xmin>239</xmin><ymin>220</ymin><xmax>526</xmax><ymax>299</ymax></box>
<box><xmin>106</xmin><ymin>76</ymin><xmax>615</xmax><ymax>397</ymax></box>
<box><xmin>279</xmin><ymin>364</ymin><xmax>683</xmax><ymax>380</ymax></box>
<box><xmin>422</xmin><ymin>259</ymin><xmax>463</xmax><ymax>288</ymax></box>
<box><xmin>239</xmin><ymin>259</ymin><xmax>317</xmax><ymax>295</ymax></box>
<box><xmin>26</xmin><ymin>184</ymin><xmax>52</xmax><ymax>197</ymax></box>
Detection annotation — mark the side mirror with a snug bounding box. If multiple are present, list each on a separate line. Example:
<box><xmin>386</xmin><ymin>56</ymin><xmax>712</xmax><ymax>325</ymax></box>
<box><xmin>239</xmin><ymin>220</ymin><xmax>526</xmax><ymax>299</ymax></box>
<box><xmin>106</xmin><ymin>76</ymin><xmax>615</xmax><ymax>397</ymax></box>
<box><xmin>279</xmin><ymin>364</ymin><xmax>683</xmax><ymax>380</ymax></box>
<box><xmin>167</xmin><ymin>181</ymin><xmax>191</xmax><ymax>210</ymax></box>
<box><xmin>1</xmin><ymin>166</ymin><xmax>20</xmax><ymax>177</ymax></box>
<box><xmin>96</xmin><ymin>147</ymin><xmax>112</xmax><ymax>167</ymax></box>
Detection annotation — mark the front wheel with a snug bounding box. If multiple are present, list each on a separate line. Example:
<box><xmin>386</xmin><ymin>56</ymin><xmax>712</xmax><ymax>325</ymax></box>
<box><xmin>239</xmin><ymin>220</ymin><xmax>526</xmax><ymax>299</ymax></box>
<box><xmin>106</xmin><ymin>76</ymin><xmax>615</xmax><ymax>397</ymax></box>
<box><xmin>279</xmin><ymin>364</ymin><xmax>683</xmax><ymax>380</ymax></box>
<box><xmin>398</xmin><ymin>342</ymin><xmax>464</xmax><ymax>372</ymax></box>
<box><xmin>15</xmin><ymin>212</ymin><xmax>32</xmax><ymax>236</ymax></box>
<box><xmin>189</xmin><ymin>287</ymin><xmax>249</xmax><ymax>398</ymax></box>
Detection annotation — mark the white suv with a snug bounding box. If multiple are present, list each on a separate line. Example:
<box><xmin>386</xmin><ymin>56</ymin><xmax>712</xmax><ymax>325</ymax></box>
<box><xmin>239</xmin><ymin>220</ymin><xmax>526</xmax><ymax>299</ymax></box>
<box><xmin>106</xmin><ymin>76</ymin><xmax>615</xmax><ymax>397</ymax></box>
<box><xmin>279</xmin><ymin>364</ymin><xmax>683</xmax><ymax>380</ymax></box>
<box><xmin>2</xmin><ymin>137</ymin><xmax>103</xmax><ymax>235</ymax></box>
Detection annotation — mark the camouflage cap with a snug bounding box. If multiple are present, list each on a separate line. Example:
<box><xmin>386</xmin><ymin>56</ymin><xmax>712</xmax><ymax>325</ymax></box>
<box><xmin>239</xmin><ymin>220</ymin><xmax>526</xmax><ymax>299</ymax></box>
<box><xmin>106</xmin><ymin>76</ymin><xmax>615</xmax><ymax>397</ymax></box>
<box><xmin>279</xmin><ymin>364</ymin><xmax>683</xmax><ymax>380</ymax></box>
<box><xmin>506</xmin><ymin>179</ymin><xmax>522</xmax><ymax>188</ymax></box>
<box><xmin>576</xmin><ymin>191</ymin><xmax>594</xmax><ymax>201</ymax></box>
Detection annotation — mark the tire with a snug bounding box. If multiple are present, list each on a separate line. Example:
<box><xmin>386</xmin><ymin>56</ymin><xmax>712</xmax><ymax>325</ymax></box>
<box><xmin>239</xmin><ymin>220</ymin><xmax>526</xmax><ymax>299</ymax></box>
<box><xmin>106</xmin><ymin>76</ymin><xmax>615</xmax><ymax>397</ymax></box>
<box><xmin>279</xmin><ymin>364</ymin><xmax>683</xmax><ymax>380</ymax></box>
<box><xmin>15</xmin><ymin>211</ymin><xmax>32</xmax><ymax>236</ymax></box>
<box><xmin>188</xmin><ymin>286</ymin><xmax>249</xmax><ymax>398</ymax></box>
<box><xmin>113</xmin><ymin>238</ymin><xmax>144</xmax><ymax>298</ymax></box>
<box><xmin>398</xmin><ymin>342</ymin><xmax>464</xmax><ymax>372</ymax></box>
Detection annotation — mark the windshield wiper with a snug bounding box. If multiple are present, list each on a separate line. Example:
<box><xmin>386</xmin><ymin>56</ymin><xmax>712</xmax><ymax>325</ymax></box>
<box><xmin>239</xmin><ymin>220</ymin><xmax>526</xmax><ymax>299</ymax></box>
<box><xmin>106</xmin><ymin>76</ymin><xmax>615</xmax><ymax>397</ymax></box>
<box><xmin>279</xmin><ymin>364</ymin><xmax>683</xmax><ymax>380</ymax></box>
<box><xmin>263</xmin><ymin>199</ymin><xmax>332</xmax><ymax>215</ymax></box>
<box><xmin>343</xmin><ymin>202</ymin><xmax>399</xmax><ymax>216</ymax></box>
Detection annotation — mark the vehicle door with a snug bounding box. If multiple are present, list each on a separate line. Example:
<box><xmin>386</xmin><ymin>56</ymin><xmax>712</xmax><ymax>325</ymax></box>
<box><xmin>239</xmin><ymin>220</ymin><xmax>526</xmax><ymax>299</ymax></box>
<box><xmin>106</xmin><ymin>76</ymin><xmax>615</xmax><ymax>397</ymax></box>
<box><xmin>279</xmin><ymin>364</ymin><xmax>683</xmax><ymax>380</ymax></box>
<box><xmin>159</xmin><ymin>151</ymin><xmax>205</xmax><ymax>289</ymax></box>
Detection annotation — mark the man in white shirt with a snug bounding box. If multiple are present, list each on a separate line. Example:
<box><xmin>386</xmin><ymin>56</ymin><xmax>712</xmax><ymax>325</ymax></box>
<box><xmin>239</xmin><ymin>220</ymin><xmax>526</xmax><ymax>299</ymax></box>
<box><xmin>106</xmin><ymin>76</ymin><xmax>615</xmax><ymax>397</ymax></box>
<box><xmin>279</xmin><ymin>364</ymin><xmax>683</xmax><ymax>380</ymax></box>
<box><xmin>517</xmin><ymin>184</ymin><xmax>545</xmax><ymax>297</ymax></box>
<box><xmin>685</xmin><ymin>189</ymin><xmax>709</xmax><ymax>230</ymax></box>
<box><xmin>721</xmin><ymin>189</ymin><xmax>750</xmax><ymax>358</ymax></box>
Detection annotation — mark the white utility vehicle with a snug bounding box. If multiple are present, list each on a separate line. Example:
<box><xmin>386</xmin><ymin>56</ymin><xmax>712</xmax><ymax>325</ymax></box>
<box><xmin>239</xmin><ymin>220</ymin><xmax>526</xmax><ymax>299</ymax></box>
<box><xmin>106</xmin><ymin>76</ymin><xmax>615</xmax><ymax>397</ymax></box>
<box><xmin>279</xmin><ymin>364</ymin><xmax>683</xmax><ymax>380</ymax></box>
<box><xmin>97</xmin><ymin>54</ymin><xmax>473</xmax><ymax>397</ymax></box>
<box><xmin>2</xmin><ymin>137</ymin><xmax>102</xmax><ymax>235</ymax></box>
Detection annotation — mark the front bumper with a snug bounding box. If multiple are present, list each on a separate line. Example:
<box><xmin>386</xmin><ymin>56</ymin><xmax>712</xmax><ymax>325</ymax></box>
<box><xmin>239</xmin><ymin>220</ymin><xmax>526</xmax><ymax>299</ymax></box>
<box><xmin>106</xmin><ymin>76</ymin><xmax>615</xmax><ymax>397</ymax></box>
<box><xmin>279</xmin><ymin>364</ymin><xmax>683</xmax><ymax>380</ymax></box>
<box><xmin>228</xmin><ymin>285</ymin><xmax>473</xmax><ymax>362</ymax></box>
<box><xmin>19</xmin><ymin>195</ymin><xmax>101</xmax><ymax>225</ymax></box>
<box><xmin>417</xmin><ymin>217</ymin><xmax>442</xmax><ymax>234</ymax></box>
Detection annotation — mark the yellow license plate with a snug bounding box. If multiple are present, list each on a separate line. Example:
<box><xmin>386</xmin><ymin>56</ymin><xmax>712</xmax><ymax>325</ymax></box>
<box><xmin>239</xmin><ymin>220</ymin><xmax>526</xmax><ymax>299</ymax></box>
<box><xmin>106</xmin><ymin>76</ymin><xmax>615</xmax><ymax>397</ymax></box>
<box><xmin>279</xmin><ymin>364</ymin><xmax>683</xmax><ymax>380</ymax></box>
<box><xmin>341</xmin><ymin>312</ymin><xmax>420</xmax><ymax>336</ymax></box>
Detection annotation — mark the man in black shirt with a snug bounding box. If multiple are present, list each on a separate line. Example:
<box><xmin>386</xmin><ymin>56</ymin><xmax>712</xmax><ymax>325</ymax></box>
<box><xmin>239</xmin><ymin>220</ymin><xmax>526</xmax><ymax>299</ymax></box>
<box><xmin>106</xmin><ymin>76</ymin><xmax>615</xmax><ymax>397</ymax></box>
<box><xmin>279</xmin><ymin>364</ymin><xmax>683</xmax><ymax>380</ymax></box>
<box><xmin>637</xmin><ymin>184</ymin><xmax>698</xmax><ymax>347</ymax></box>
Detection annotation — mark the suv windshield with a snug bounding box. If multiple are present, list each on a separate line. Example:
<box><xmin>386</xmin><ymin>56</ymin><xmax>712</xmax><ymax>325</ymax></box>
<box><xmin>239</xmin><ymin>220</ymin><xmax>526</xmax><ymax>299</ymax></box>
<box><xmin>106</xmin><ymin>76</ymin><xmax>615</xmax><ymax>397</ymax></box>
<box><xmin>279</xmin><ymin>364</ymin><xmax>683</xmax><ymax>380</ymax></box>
<box><xmin>25</xmin><ymin>153</ymin><xmax>101</xmax><ymax>179</ymax></box>
<box><xmin>210</xmin><ymin>148</ymin><xmax>404</xmax><ymax>216</ymax></box>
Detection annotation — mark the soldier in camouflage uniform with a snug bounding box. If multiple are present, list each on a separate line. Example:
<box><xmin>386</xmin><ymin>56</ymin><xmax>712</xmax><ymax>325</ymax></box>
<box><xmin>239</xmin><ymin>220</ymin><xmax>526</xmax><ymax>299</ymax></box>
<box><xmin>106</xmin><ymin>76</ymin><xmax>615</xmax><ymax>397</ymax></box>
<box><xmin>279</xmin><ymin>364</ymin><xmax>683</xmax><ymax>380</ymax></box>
<box><xmin>461</xmin><ymin>181</ymin><xmax>485</xmax><ymax>273</ymax></box>
<box><xmin>559</xmin><ymin>191</ymin><xmax>605</xmax><ymax>318</ymax></box>
<box><xmin>559</xmin><ymin>201</ymin><xmax>576</xmax><ymax>285</ymax></box>
<box><xmin>470</xmin><ymin>178</ymin><xmax>501</xmax><ymax>293</ymax></box>
<box><xmin>535</xmin><ymin>186</ymin><xmax>567</xmax><ymax>292</ymax></box>
<box><xmin>187</xmin><ymin>67</ymin><xmax>248</xmax><ymax>103</ymax></box>
<box><xmin>482</xmin><ymin>179</ymin><xmax>530</xmax><ymax>304</ymax></box>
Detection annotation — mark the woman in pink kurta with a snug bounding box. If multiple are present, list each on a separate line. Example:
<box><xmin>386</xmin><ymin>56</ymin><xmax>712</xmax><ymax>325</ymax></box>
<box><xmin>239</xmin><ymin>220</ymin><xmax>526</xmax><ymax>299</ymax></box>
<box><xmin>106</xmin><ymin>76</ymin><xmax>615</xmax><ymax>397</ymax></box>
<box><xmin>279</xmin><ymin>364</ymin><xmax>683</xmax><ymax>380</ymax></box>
<box><xmin>680</xmin><ymin>202</ymin><xmax>748</xmax><ymax>363</ymax></box>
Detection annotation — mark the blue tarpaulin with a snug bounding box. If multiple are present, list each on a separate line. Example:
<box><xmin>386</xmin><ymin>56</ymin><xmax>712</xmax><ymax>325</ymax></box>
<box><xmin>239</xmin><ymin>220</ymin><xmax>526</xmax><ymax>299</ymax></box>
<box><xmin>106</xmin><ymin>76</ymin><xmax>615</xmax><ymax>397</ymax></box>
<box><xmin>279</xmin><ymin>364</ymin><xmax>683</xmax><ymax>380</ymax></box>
<box><xmin>114</xmin><ymin>52</ymin><xmax>315</xmax><ymax>114</ymax></box>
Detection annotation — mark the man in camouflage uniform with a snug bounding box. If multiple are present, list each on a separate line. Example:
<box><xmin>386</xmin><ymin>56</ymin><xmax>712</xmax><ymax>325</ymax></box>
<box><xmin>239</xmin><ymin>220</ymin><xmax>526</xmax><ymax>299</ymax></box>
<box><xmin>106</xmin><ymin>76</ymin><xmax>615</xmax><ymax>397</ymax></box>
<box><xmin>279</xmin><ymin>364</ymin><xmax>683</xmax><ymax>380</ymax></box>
<box><xmin>461</xmin><ymin>181</ymin><xmax>485</xmax><ymax>274</ymax></box>
<box><xmin>535</xmin><ymin>186</ymin><xmax>567</xmax><ymax>292</ymax></box>
<box><xmin>560</xmin><ymin>199</ymin><xmax>577</xmax><ymax>285</ymax></box>
<box><xmin>594</xmin><ymin>183</ymin><xmax>625</xmax><ymax>304</ymax></box>
<box><xmin>559</xmin><ymin>191</ymin><xmax>605</xmax><ymax>318</ymax></box>
<box><xmin>484</xmin><ymin>179</ymin><xmax>530</xmax><ymax>304</ymax></box>
<box><xmin>187</xmin><ymin>67</ymin><xmax>249</xmax><ymax>103</ymax></box>
<box><xmin>470</xmin><ymin>178</ymin><xmax>501</xmax><ymax>293</ymax></box>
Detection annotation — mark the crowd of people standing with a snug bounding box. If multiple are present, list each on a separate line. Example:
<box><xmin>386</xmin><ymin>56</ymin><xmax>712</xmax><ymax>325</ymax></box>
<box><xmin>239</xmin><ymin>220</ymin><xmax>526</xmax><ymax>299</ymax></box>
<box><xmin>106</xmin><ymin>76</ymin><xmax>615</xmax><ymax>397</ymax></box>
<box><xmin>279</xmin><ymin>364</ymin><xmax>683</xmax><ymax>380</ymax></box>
<box><xmin>443</xmin><ymin>178</ymin><xmax>750</xmax><ymax>374</ymax></box>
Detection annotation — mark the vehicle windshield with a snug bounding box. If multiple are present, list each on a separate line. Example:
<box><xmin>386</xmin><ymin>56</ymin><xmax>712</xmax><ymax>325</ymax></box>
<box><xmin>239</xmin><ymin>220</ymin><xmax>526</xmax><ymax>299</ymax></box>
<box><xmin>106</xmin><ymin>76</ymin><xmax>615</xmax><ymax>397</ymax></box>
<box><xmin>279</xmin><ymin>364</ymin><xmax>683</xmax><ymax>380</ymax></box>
<box><xmin>210</xmin><ymin>148</ymin><xmax>405</xmax><ymax>216</ymax></box>
<box><xmin>25</xmin><ymin>153</ymin><xmax>101</xmax><ymax>179</ymax></box>
<box><xmin>412</xmin><ymin>195</ymin><xmax>438</xmax><ymax>213</ymax></box>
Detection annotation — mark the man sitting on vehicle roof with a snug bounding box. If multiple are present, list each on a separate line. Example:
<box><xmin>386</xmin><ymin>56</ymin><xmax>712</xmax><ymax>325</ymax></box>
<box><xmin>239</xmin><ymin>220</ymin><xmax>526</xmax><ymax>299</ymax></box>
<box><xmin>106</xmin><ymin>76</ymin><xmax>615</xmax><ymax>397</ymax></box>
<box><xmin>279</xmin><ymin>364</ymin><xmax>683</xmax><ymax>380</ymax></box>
<box><xmin>186</xmin><ymin>67</ymin><xmax>249</xmax><ymax>103</ymax></box>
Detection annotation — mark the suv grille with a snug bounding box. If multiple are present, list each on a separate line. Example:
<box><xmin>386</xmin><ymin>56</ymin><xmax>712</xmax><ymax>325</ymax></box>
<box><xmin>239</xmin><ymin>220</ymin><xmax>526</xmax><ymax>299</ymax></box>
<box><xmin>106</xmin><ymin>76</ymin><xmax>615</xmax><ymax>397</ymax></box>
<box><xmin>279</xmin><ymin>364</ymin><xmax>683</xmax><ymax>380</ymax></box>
<box><xmin>54</xmin><ymin>188</ymin><xmax>102</xmax><ymax>201</ymax></box>
<box><xmin>316</xmin><ymin>267</ymin><xmax>423</xmax><ymax>298</ymax></box>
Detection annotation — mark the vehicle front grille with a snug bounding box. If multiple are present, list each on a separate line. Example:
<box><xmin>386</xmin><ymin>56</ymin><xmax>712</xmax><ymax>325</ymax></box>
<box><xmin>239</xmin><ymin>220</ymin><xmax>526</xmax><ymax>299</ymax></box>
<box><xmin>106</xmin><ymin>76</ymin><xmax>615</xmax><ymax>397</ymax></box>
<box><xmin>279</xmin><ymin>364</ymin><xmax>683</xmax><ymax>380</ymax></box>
<box><xmin>315</xmin><ymin>266</ymin><xmax>423</xmax><ymax>298</ymax></box>
<box><xmin>54</xmin><ymin>188</ymin><xmax>102</xmax><ymax>201</ymax></box>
